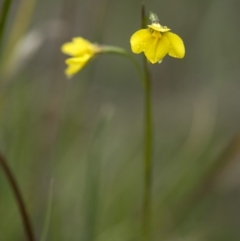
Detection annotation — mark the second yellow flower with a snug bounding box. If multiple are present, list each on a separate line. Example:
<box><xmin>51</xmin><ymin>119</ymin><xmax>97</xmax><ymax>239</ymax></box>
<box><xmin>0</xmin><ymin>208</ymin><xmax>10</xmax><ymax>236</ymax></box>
<box><xmin>130</xmin><ymin>21</ymin><xmax>185</xmax><ymax>63</ymax></box>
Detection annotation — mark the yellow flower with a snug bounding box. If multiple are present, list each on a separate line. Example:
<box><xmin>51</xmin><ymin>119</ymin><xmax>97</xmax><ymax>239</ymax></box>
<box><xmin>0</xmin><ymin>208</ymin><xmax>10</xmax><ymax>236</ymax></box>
<box><xmin>61</xmin><ymin>37</ymin><xmax>100</xmax><ymax>77</ymax></box>
<box><xmin>130</xmin><ymin>20</ymin><xmax>185</xmax><ymax>64</ymax></box>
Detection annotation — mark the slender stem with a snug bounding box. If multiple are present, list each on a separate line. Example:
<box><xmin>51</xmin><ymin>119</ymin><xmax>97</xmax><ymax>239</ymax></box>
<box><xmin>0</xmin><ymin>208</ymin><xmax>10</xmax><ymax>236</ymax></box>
<box><xmin>0</xmin><ymin>1</ymin><xmax>35</xmax><ymax>239</ymax></box>
<box><xmin>0</xmin><ymin>0</ymin><xmax>13</xmax><ymax>54</ymax></box>
<box><xmin>142</xmin><ymin>64</ymin><xmax>152</xmax><ymax>241</ymax></box>
<box><xmin>101</xmin><ymin>46</ymin><xmax>145</xmax><ymax>85</ymax></box>
<box><xmin>141</xmin><ymin>3</ymin><xmax>153</xmax><ymax>241</ymax></box>
<box><xmin>0</xmin><ymin>153</ymin><xmax>36</xmax><ymax>241</ymax></box>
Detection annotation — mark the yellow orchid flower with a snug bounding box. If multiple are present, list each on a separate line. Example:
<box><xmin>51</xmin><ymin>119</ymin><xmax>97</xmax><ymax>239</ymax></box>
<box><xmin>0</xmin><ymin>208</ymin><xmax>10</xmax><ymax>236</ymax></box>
<box><xmin>130</xmin><ymin>12</ymin><xmax>185</xmax><ymax>64</ymax></box>
<box><xmin>61</xmin><ymin>37</ymin><xmax>101</xmax><ymax>77</ymax></box>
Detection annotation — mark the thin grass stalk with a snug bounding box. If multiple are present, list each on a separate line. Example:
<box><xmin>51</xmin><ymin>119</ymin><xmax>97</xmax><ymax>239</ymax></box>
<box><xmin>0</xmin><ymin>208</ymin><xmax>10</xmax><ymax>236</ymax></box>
<box><xmin>81</xmin><ymin>106</ymin><xmax>113</xmax><ymax>241</ymax></box>
<box><xmin>0</xmin><ymin>152</ymin><xmax>36</xmax><ymax>241</ymax></box>
<box><xmin>0</xmin><ymin>0</ymin><xmax>13</xmax><ymax>54</ymax></box>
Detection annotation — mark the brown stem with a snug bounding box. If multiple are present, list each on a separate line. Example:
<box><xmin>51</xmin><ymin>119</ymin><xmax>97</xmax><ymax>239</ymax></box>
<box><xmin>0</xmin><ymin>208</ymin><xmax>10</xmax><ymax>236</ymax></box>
<box><xmin>0</xmin><ymin>152</ymin><xmax>36</xmax><ymax>241</ymax></box>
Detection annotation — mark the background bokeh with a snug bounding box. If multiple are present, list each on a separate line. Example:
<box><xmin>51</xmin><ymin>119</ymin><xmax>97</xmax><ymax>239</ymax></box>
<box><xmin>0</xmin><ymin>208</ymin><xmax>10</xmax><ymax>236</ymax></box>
<box><xmin>1</xmin><ymin>0</ymin><xmax>240</xmax><ymax>240</ymax></box>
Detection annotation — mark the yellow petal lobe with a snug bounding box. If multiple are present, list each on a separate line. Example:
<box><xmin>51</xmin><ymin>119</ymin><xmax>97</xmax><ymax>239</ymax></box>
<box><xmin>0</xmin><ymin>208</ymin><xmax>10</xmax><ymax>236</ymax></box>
<box><xmin>65</xmin><ymin>64</ymin><xmax>84</xmax><ymax>77</ymax></box>
<box><xmin>61</xmin><ymin>37</ymin><xmax>94</xmax><ymax>56</ymax></box>
<box><xmin>130</xmin><ymin>29</ymin><xmax>152</xmax><ymax>54</ymax></box>
<box><xmin>65</xmin><ymin>55</ymin><xmax>92</xmax><ymax>77</ymax></box>
<box><xmin>144</xmin><ymin>35</ymin><xmax>170</xmax><ymax>64</ymax></box>
<box><xmin>164</xmin><ymin>32</ymin><xmax>185</xmax><ymax>58</ymax></box>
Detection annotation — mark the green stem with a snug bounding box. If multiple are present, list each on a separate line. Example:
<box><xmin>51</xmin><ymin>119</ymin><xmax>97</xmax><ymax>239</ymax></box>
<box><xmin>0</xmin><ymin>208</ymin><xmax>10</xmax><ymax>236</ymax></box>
<box><xmin>101</xmin><ymin>46</ymin><xmax>144</xmax><ymax>85</ymax></box>
<box><xmin>0</xmin><ymin>0</ymin><xmax>13</xmax><ymax>54</ymax></box>
<box><xmin>141</xmin><ymin>4</ymin><xmax>153</xmax><ymax>241</ymax></box>
<box><xmin>142</xmin><ymin>58</ymin><xmax>152</xmax><ymax>241</ymax></box>
<box><xmin>0</xmin><ymin>152</ymin><xmax>36</xmax><ymax>241</ymax></box>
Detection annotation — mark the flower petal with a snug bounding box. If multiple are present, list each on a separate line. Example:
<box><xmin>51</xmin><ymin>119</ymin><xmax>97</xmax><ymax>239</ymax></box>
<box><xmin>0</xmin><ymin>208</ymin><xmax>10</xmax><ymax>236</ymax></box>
<box><xmin>164</xmin><ymin>32</ymin><xmax>185</xmax><ymax>58</ymax></box>
<box><xmin>130</xmin><ymin>29</ymin><xmax>152</xmax><ymax>54</ymax></box>
<box><xmin>65</xmin><ymin>55</ymin><xmax>92</xmax><ymax>77</ymax></box>
<box><xmin>144</xmin><ymin>35</ymin><xmax>170</xmax><ymax>64</ymax></box>
<box><xmin>65</xmin><ymin>64</ymin><xmax>84</xmax><ymax>78</ymax></box>
<box><xmin>61</xmin><ymin>37</ymin><xmax>94</xmax><ymax>56</ymax></box>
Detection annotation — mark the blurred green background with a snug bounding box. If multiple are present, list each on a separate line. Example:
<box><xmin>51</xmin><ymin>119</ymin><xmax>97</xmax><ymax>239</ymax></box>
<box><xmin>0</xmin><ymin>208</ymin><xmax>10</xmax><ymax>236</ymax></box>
<box><xmin>1</xmin><ymin>0</ymin><xmax>240</xmax><ymax>240</ymax></box>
